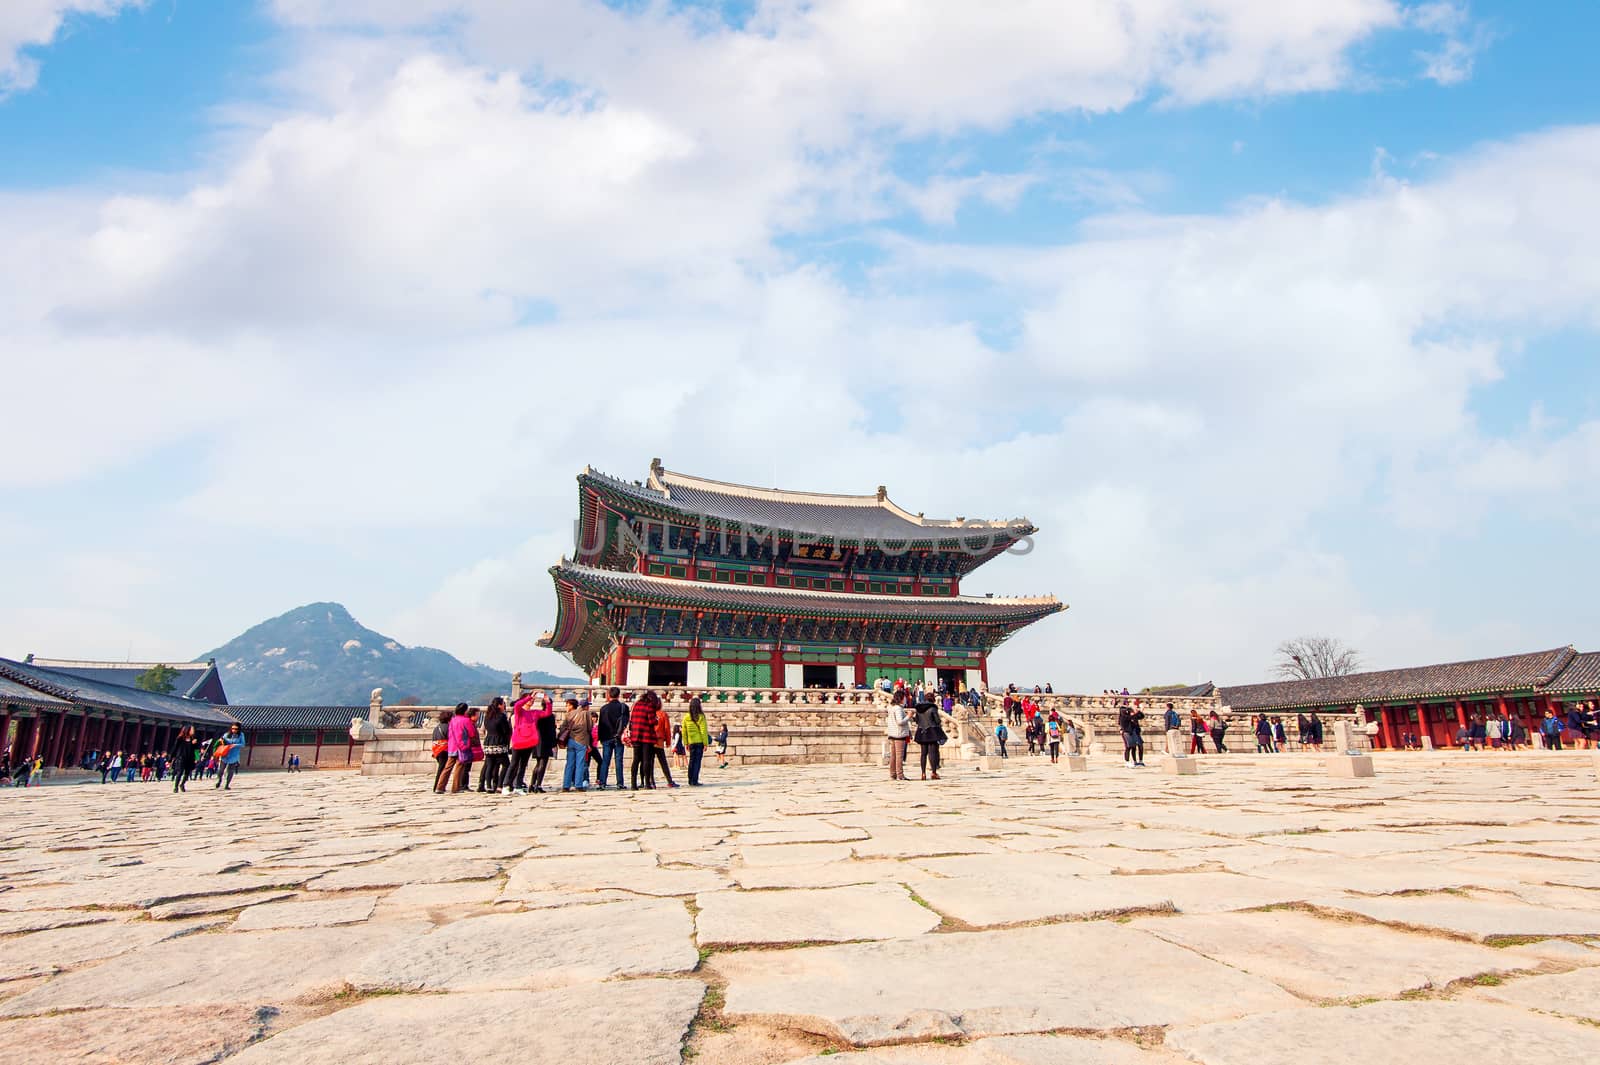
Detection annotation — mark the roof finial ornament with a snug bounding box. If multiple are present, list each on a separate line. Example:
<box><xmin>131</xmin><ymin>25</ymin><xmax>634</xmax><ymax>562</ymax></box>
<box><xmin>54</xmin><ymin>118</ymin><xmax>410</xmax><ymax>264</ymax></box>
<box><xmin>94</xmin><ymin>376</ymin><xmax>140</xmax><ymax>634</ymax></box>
<box><xmin>876</xmin><ymin>485</ymin><xmax>887</xmax><ymax>502</ymax></box>
<box><xmin>650</xmin><ymin>457</ymin><xmax>664</xmax><ymax>476</ymax></box>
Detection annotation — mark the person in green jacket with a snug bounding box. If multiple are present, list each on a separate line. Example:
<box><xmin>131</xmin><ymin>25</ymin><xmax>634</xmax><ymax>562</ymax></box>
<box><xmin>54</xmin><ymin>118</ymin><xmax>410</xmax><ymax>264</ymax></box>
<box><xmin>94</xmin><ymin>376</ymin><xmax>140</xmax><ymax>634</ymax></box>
<box><xmin>681</xmin><ymin>698</ymin><xmax>711</xmax><ymax>786</ymax></box>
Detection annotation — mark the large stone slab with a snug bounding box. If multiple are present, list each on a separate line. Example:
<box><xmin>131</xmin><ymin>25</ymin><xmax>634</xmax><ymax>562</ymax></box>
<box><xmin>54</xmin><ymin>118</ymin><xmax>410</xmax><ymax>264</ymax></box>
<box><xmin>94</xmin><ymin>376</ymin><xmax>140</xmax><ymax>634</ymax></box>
<box><xmin>0</xmin><ymin>872</ymin><xmax>306</xmax><ymax>911</ymax></box>
<box><xmin>308</xmin><ymin>852</ymin><xmax>500</xmax><ymax>890</ymax></box>
<box><xmin>233</xmin><ymin>895</ymin><xmax>379</xmax><ymax>930</ymax></box>
<box><xmin>1132</xmin><ymin>910</ymin><xmax>1514</xmax><ymax>998</ymax></box>
<box><xmin>779</xmin><ymin>1034</ymin><xmax>1185</xmax><ymax>1063</ymax></box>
<box><xmin>850</xmin><ymin>828</ymin><xmax>1000</xmax><ymax>859</ymax></box>
<box><xmin>0</xmin><ymin>918</ymin><xmax>205</xmax><ymax>981</ymax></box>
<box><xmin>350</xmin><ymin>900</ymin><xmax>696</xmax><ymax>991</ymax></box>
<box><xmin>1474</xmin><ymin>966</ymin><xmax>1600</xmax><ymax>1022</ymax></box>
<box><xmin>500</xmin><ymin>852</ymin><xmax>727</xmax><ymax>898</ymax></box>
<box><xmin>0</xmin><ymin>909</ymin><xmax>114</xmax><ymax>935</ymax></box>
<box><xmin>732</xmin><ymin>860</ymin><xmax>912</xmax><ymax>890</ymax></box>
<box><xmin>1310</xmin><ymin>892</ymin><xmax>1600</xmax><ymax>940</ymax></box>
<box><xmin>147</xmin><ymin>891</ymin><xmax>299</xmax><ymax>920</ymax></box>
<box><xmin>0</xmin><ymin>1004</ymin><xmax>297</xmax><ymax>1065</ymax></box>
<box><xmin>717</xmin><ymin>922</ymin><xmax>1302</xmax><ymax>1044</ymax></box>
<box><xmin>696</xmin><ymin>884</ymin><xmax>939</xmax><ymax>946</ymax></box>
<box><xmin>1165</xmin><ymin>1000</ymin><xmax>1600</xmax><ymax>1065</ymax></box>
<box><xmin>737</xmin><ymin>843</ymin><xmax>856</xmax><ymax>866</ymax></box>
<box><xmin>1255</xmin><ymin>830</ymin><xmax>1443</xmax><ymax>857</ymax></box>
<box><xmin>228</xmin><ymin>981</ymin><xmax>704</xmax><ymax>1065</ymax></box>
<box><xmin>1242</xmin><ymin>856</ymin><xmax>1503</xmax><ymax>895</ymax></box>
<box><xmin>0</xmin><ymin>923</ymin><xmax>424</xmax><ymax>1015</ymax></box>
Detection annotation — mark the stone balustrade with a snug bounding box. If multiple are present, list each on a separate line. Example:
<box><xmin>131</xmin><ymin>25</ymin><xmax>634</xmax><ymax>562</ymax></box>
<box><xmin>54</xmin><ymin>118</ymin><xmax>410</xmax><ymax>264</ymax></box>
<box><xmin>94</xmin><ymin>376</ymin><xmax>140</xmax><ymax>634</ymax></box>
<box><xmin>351</xmin><ymin>683</ymin><xmax>1367</xmax><ymax>775</ymax></box>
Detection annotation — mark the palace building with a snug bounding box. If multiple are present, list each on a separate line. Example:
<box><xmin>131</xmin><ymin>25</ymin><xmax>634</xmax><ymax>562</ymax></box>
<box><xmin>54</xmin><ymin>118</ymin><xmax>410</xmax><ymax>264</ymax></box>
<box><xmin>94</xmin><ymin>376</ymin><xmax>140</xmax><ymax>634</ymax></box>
<box><xmin>538</xmin><ymin>461</ymin><xmax>1064</xmax><ymax>691</ymax></box>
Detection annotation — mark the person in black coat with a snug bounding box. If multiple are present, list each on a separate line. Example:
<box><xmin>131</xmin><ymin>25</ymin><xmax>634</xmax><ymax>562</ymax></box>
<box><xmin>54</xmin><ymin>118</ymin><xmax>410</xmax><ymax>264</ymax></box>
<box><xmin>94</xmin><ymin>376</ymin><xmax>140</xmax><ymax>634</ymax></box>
<box><xmin>913</xmin><ymin>699</ymin><xmax>945</xmax><ymax>780</ymax></box>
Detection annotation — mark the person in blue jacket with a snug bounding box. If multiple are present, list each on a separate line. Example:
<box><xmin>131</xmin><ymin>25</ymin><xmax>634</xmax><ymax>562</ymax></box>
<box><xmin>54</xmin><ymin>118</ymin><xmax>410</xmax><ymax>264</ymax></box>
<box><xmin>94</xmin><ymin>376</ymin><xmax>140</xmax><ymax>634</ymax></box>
<box><xmin>214</xmin><ymin>723</ymin><xmax>247</xmax><ymax>790</ymax></box>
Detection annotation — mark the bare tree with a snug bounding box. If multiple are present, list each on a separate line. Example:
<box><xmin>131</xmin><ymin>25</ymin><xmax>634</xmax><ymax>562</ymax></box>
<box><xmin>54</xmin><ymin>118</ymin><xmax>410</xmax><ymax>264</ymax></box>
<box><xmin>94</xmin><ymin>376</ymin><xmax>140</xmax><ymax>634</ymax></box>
<box><xmin>1274</xmin><ymin>636</ymin><xmax>1362</xmax><ymax>680</ymax></box>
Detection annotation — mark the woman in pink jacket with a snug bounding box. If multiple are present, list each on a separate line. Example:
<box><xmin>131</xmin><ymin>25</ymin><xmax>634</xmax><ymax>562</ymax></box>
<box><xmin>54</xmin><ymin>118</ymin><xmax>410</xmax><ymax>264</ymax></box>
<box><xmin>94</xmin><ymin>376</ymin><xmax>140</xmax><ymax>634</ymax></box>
<box><xmin>503</xmin><ymin>695</ymin><xmax>539</xmax><ymax>795</ymax></box>
<box><xmin>444</xmin><ymin>703</ymin><xmax>477</xmax><ymax>793</ymax></box>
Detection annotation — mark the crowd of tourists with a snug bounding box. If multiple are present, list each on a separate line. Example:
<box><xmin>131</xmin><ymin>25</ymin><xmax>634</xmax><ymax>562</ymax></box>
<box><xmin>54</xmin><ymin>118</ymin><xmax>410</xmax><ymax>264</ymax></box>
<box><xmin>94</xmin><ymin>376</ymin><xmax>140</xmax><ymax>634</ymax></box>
<box><xmin>1</xmin><ymin>722</ymin><xmax>248</xmax><ymax>791</ymax></box>
<box><xmin>431</xmin><ymin>688</ymin><xmax>730</xmax><ymax>795</ymax></box>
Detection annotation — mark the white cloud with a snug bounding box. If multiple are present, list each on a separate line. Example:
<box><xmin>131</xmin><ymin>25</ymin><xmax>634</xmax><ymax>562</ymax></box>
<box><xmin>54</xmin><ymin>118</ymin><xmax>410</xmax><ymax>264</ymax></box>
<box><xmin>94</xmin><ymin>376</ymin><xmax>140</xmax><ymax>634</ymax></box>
<box><xmin>5</xmin><ymin>1</ymin><xmax>1594</xmax><ymax>690</ymax></box>
<box><xmin>1410</xmin><ymin>2</ymin><xmax>1490</xmax><ymax>87</ymax></box>
<box><xmin>0</xmin><ymin>0</ymin><xmax>141</xmax><ymax>95</ymax></box>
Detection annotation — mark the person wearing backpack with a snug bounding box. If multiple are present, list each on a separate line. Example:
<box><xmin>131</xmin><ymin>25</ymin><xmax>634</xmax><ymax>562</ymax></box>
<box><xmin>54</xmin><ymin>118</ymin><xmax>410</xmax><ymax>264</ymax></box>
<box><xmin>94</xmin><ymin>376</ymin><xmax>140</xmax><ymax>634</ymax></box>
<box><xmin>912</xmin><ymin>696</ymin><xmax>945</xmax><ymax>780</ymax></box>
<box><xmin>994</xmin><ymin>719</ymin><xmax>1009</xmax><ymax>759</ymax></box>
<box><xmin>430</xmin><ymin>707</ymin><xmax>454</xmax><ymax>788</ymax></box>
<box><xmin>558</xmin><ymin>697</ymin><xmax>594</xmax><ymax>793</ymax></box>
<box><xmin>1046</xmin><ymin>717</ymin><xmax>1062</xmax><ymax>763</ymax></box>
<box><xmin>1540</xmin><ymin>709</ymin><xmax>1565</xmax><ymax>750</ymax></box>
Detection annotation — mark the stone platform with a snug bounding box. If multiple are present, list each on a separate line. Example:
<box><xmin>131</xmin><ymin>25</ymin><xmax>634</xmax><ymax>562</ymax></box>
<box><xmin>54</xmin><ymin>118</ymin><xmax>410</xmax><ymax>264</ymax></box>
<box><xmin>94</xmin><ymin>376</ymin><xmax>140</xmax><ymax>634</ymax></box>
<box><xmin>3</xmin><ymin>753</ymin><xmax>1599</xmax><ymax>1064</ymax></box>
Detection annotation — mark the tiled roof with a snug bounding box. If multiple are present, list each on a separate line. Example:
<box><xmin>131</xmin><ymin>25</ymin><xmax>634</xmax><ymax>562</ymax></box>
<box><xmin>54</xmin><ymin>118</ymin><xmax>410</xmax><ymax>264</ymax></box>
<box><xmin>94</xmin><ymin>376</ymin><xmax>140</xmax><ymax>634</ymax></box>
<box><xmin>229</xmin><ymin>705</ymin><xmax>367</xmax><ymax>730</ymax></box>
<box><xmin>26</xmin><ymin>658</ymin><xmax>228</xmax><ymax>704</ymax></box>
<box><xmin>550</xmin><ymin>561</ymin><xmax>1065</xmax><ymax>623</ymax></box>
<box><xmin>0</xmin><ymin>657</ymin><xmax>237</xmax><ymax>726</ymax></box>
<box><xmin>1144</xmin><ymin>682</ymin><xmax>1217</xmax><ymax>698</ymax></box>
<box><xmin>0</xmin><ymin>675</ymin><xmax>71</xmax><ymax>708</ymax></box>
<box><xmin>1218</xmin><ymin>647</ymin><xmax>1579</xmax><ymax>711</ymax></box>
<box><xmin>1547</xmin><ymin>651</ymin><xmax>1600</xmax><ymax>694</ymax></box>
<box><xmin>582</xmin><ymin>463</ymin><xmax>1036</xmax><ymax>543</ymax></box>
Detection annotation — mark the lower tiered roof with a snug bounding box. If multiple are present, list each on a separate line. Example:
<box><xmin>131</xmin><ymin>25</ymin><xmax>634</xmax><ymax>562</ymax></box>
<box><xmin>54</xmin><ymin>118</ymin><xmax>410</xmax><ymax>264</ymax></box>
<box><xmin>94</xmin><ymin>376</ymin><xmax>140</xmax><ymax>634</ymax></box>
<box><xmin>538</xmin><ymin>561</ymin><xmax>1064</xmax><ymax>671</ymax></box>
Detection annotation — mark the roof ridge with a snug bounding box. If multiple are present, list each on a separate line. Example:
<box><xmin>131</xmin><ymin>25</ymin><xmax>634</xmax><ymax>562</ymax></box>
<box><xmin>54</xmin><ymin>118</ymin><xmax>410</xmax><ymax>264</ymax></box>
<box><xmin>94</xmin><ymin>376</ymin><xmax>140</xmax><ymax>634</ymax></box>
<box><xmin>1232</xmin><ymin>646</ymin><xmax>1574</xmax><ymax>691</ymax></box>
<box><xmin>655</xmin><ymin>466</ymin><xmax>888</xmax><ymax>507</ymax></box>
<box><xmin>28</xmin><ymin>658</ymin><xmax>215</xmax><ymax>670</ymax></box>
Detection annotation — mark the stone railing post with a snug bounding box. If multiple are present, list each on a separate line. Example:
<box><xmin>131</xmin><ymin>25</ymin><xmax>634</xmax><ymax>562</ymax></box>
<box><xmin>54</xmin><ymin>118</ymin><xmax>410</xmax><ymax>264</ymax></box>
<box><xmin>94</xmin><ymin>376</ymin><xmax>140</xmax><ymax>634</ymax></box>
<box><xmin>351</xmin><ymin>687</ymin><xmax>383</xmax><ymax>742</ymax></box>
<box><xmin>511</xmin><ymin>672</ymin><xmax>523</xmax><ymax>701</ymax></box>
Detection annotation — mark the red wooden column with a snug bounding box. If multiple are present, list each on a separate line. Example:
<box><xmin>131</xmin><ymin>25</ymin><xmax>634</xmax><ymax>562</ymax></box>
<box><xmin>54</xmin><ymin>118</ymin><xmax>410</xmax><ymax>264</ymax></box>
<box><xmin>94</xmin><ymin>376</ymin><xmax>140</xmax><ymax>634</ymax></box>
<box><xmin>313</xmin><ymin>730</ymin><xmax>325</xmax><ymax>766</ymax></box>
<box><xmin>71</xmin><ymin>712</ymin><xmax>91</xmax><ymax>766</ymax></box>
<box><xmin>1454</xmin><ymin>699</ymin><xmax>1468</xmax><ymax>730</ymax></box>
<box><xmin>771</xmin><ymin>617</ymin><xmax>786</xmax><ymax>690</ymax></box>
<box><xmin>129</xmin><ymin>720</ymin><xmax>144</xmax><ymax>756</ymax></box>
<box><xmin>13</xmin><ymin>715</ymin><xmax>35</xmax><ymax>763</ymax></box>
<box><xmin>111</xmin><ymin>717</ymin><xmax>125</xmax><ymax>754</ymax></box>
<box><xmin>1380</xmin><ymin>705</ymin><xmax>1400</xmax><ymax>749</ymax></box>
<box><xmin>0</xmin><ymin>709</ymin><xmax>11</xmax><ymax>761</ymax></box>
<box><xmin>47</xmin><ymin>712</ymin><xmax>69</xmax><ymax>767</ymax></box>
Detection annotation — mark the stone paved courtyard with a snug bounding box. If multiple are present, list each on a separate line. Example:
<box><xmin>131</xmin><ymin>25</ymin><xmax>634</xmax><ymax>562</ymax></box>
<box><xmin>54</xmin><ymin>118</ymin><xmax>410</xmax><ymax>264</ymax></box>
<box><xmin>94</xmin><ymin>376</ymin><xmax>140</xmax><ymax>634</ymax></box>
<box><xmin>4</xmin><ymin>752</ymin><xmax>1600</xmax><ymax>1064</ymax></box>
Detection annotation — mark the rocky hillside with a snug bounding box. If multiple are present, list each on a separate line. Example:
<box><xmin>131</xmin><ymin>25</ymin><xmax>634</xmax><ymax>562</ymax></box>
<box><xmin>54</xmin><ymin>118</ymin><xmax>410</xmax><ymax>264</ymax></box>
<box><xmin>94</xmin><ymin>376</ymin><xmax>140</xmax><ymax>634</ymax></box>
<box><xmin>199</xmin><ymin>602</ymin><xmax>579</xmax><ymax>705</ymax></box>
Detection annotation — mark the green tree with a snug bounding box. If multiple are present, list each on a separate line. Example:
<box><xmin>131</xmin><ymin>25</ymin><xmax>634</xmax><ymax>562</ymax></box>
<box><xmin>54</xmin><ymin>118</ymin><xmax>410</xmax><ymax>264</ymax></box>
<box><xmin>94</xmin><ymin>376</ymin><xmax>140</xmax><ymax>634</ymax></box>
<box><xmin>134</xmin><ymin>664</ymin><xmax>180</xmax><ymax>694</ymax></box>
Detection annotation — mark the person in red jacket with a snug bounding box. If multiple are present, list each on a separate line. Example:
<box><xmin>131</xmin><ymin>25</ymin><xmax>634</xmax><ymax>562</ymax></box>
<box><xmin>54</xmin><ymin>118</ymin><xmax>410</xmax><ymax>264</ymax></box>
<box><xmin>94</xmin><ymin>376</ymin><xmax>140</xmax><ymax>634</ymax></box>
<box><xmin>652</xmin><ymin>701</ymin><xmax>679</xmax><ymax>788</ymax></box>
<box><xmin>629</xmin><ymin>691</ymin><xmax>660</xmax><ymax>790</ymax></box>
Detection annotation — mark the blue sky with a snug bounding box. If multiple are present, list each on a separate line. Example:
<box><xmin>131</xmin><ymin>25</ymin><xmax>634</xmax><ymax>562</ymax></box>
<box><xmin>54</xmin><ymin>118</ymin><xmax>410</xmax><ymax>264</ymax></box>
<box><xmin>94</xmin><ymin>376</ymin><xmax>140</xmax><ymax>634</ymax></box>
<box><xmin>2</xmin><ymin>1</ymin><xmax>1596</xmax><ymax>689</ymax></box>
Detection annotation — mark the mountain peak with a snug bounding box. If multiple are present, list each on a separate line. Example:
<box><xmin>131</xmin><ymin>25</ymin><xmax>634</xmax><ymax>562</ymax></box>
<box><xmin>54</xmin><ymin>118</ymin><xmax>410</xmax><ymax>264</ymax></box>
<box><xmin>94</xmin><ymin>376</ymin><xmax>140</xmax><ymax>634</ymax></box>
<box><xmin>199</xmin><ymin>603</ymin><xmax>578</xmax><ymax>704</ymax></box>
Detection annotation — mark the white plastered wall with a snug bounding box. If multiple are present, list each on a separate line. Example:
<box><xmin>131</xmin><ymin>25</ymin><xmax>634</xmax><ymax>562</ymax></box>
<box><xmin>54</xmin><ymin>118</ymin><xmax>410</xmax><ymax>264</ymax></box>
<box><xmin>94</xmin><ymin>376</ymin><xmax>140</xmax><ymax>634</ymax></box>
<box><xmin>625</xmin><ymin>658</ymin><xmax>650</xmax><ymax>688</ymax></box>
<box><xmin>687</xmin><ymin>660</ymin><xmax>709</xmax><ymax>687</ymax></box>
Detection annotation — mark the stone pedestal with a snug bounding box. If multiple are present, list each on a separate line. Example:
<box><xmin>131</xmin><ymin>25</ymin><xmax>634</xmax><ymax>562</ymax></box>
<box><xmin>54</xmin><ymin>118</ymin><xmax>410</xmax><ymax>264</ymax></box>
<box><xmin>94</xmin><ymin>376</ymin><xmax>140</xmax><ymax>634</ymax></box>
<box><xmin>1421</xmin><ymin>736</ymin><xmax>1434</xmax><ymax>750</ymax></box>
<box><xmin>1062</xmin><ymin>754</ymin><xmax>1088</xmax><ymax>772</ymax></box>
<box><xmin>1328</xmin><ymin>754</ymin><xmax>1375</xmax><ymax>778</ymax></box>
<box><xmin>978</xmin><ymin>755</ymin><xmax>1005</xmax><ymax>771</ymax></box>
<box><xmin>1160</xmin><ymin>754</ymin><xmax>1199</xmax><ymax>775</ymax></box>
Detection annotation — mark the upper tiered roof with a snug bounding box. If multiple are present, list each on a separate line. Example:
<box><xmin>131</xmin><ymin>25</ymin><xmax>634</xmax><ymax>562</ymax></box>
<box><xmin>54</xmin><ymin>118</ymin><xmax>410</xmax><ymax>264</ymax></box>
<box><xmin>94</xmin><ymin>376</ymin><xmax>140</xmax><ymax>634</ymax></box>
<box><xmin>579</xmin><ymin>460</ymin><xmax>1035</xmax><ymax>552</ymax></box>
